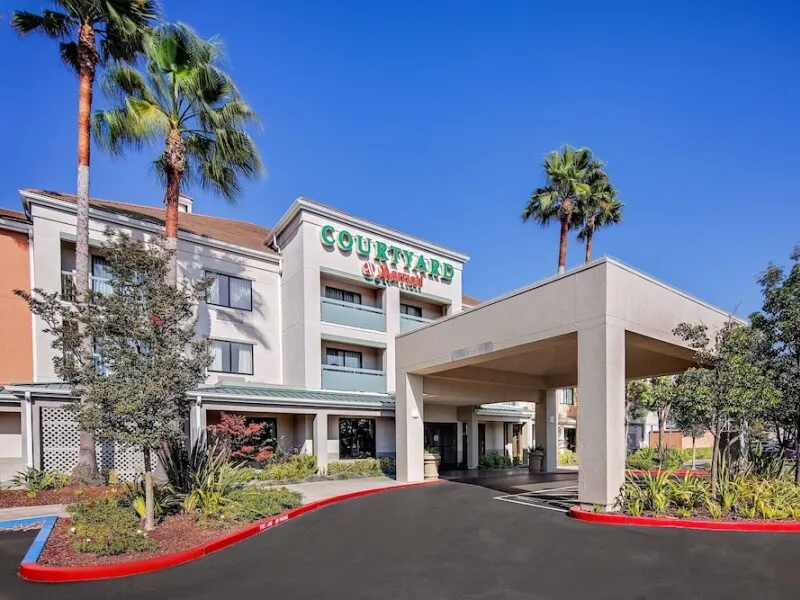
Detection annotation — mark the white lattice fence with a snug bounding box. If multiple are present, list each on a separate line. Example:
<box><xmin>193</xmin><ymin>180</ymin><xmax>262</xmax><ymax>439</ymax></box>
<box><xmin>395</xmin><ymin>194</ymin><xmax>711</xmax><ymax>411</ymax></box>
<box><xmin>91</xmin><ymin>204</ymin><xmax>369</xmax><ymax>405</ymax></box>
<box><xmin>40</xmin><ymin>406</ymin><xmax>149</xmax><ymax>482</ymax></box>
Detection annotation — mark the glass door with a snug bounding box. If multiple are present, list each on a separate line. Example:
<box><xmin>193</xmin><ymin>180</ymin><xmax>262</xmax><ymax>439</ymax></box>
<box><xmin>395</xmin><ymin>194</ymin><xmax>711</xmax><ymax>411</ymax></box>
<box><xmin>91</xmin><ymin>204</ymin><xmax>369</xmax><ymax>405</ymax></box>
<box><xmin>424</xmin><ymin>423</ymin><xmax>458</xmax><ymax>470</ymax></box>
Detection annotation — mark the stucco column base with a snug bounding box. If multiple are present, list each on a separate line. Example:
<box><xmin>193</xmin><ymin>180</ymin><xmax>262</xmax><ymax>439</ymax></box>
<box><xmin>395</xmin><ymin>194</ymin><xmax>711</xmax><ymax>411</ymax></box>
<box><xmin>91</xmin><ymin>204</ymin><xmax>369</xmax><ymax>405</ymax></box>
<box><xmin>534</xmin><ymin>391</ymin><xmax>559</xmax><ymax>472</ymax></box>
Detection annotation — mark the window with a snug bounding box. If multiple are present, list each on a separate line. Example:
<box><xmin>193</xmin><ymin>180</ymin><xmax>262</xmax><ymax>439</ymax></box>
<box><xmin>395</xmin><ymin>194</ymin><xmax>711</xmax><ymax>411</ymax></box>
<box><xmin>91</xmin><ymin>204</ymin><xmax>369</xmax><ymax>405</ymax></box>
<box><xmin>325</xmin><ymin>286</ymin><xmax>361</xmax><ymax>305</ymax></box>
<box><xmin>561</xmin><ymin>388</ymin><xmax>575</xmax><ymax>405</ymax></box>
<box><xmin>400</xmin><ymin>303</ymin><xmax>423</xmax><ymax>318</ymax></box>
<box><xmin>339</xmin><ymin>418</ymin><xmax>376</xmax><ymax>459</ymax></box>
<box><xmin>325</xmin><ymin>348</ymin><xmax>362</xmax><ymax>369</ymax></box>
<box><xmin>206</xmin><ymin>271</ymin><xmax>252</xmax><ymax>311</ymax></box>
<box><xmin>209</xmin><ymin>340</ymin><xmax>254</xmax><ymax>375</ymax></box>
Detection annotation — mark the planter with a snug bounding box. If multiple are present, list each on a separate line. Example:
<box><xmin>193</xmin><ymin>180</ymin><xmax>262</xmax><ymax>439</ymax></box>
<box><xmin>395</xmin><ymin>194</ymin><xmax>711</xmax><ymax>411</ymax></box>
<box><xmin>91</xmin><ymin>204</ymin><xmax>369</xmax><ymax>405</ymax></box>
<box><xmin>529</xmin><ymin>452</ymin><xmax>544</xmax><ymax>473</ymax></box>
<box><xmin>423</xmin><ymin>453</ymin><xmax>439</xmax><ymax>479</ymax></box>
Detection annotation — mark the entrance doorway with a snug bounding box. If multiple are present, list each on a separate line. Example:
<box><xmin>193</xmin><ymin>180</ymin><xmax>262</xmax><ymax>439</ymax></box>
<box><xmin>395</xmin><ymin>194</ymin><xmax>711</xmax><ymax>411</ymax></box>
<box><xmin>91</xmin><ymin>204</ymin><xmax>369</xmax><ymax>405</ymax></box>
<box><xmin>424</xmin><ymin>423</ymin><xmax>458</xmax><ymax>470</ymax></box>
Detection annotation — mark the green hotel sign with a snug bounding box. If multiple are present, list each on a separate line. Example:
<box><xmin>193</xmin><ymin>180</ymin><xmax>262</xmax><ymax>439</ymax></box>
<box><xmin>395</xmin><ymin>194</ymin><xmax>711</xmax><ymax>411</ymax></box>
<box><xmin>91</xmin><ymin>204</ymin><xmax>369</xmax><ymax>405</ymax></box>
<box><xmin>320</xmin><ymin>224</ymin><xmax>454</xmax><ymax>288</ymax></box>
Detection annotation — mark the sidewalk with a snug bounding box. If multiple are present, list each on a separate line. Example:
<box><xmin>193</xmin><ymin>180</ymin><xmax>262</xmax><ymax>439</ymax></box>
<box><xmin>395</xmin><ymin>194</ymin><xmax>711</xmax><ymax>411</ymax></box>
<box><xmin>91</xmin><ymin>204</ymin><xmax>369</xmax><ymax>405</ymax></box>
<box><xmin>283</xmin><ymin>476</ymin><xmax>410</xmax><ymax>504</ymax></box>
<box><xmin>0</xmin><ymin>504</ymin><xmax>65</xmax><ymax>524</ymax></box>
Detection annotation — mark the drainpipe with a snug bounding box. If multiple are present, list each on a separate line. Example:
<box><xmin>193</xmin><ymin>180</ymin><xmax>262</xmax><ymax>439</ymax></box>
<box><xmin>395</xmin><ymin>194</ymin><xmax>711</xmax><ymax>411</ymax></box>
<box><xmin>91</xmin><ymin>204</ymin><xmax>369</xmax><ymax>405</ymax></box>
<box><xmin>272</xmin><ymin>237</ymin><xmax>284</xmax><ymax>383</ymax></box>
<box><xmin>24</xmin><ymin>392</ymin><xmax>34</xmax><ymax>468</ymax></box>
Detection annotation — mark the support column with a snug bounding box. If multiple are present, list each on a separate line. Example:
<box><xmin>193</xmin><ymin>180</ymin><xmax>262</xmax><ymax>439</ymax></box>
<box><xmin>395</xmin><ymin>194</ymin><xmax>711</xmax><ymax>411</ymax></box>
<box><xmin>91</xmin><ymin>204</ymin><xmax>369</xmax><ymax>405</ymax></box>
<box><xmin>395</xmin><ymin>372</ymin><xmax>424</xmax><ymax>482</ymax></box>
<box><xmin>577</xmin><ymin>323</ymin><xmax>626</xmax><ymax>509</ymax></box>
<box><xmin>467</xmin><ymin>410</ymin><xmax>479</xmax><ymax>469</ymax></box>
<box><xmin>534</xmin><ymin>391</ymin><xmax>558</xmax><ymax>471</ymax></box>
<box><xmin>189</xmin><ymin>396</ymin><xmax>207</xmax><ymax>449</ymax></box>
<box><xmin>313</xmin><ymin>411</ymin><xmax>329</xmax><ymax>474</ymax></box>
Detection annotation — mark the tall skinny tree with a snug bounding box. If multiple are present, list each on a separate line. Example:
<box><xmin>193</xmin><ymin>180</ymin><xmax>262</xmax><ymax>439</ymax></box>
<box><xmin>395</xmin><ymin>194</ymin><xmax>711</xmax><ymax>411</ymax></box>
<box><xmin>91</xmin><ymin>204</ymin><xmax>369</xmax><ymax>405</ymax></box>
<box><xmin>12</xmin><ymin>0</ymin><xmax>158</xmax><ymax>485</ymax></box>
<box><xmin>638</xmin><ymin>376</ymin><xmax>677</xmax><ymax>461</ymax></box>
<box><xmin>522</xmin><ymin>146</ymin><xmax>594</xmax><ymax>274</ymax></box>
<box><xmin>750</xmin><ymin>246</ymin><xmax>800</xmax><ymax>483</ymax></box>
<box><xmin>577</xmin><ymin>170</ymin><xmax>623</xmax><ymax>263</ymax></box>
<box><xmin>94</xmin><ymin>22</ymin><xmax>264</xmax><ymax>285</ymax></box>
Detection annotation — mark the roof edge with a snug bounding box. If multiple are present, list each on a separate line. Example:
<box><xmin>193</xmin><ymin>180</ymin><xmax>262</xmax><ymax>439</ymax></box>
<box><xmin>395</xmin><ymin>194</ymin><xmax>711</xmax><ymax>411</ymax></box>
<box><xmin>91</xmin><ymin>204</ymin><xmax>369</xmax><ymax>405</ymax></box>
<box><xmin>269</xmin><ymin>197</ymin><xmax>470</xmax><ymax>264</ymax></box>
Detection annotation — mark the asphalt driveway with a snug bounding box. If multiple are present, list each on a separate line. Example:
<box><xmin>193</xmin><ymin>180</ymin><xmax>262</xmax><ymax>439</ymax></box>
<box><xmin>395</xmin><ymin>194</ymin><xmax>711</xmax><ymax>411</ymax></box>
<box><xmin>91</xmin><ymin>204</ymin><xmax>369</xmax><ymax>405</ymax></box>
<box><xmin>2</xmin><ymin>481</ymin><xmax>800</xmax><ymax>599</ymax></box>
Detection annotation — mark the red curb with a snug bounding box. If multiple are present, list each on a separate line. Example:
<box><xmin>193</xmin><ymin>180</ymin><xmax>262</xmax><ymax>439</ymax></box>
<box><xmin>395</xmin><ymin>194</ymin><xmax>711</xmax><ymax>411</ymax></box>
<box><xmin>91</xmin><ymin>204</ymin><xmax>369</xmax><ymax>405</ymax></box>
<box><xmin>569</xmin><ymin>506</ymin><xmax>800</xmax><ymax>532</ymax></box>
<box><xmin>19</xmin><ymin>479</ymin><xmax>442</xmax><ymax>583</ymax></box>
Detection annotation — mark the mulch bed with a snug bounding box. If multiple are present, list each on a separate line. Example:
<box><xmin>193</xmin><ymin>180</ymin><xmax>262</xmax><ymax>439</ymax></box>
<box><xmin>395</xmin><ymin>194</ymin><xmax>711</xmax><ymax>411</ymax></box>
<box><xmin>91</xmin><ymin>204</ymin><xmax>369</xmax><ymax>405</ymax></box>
<box><xmin>38</xmin><ymin>514</ymin><xmax>240</xmax><ymax>567</ymax></box>
<box><xmin>0</xmin><ymin>485</ymin><xmax>123</xmax><ymax>509</ymax></box>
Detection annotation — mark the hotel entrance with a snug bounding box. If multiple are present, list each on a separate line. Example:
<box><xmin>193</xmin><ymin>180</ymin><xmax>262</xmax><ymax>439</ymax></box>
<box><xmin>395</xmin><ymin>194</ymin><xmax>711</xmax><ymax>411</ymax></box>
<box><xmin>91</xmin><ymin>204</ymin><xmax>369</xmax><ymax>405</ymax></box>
<box><xmin>424</xmin><ymin>422</ymin><xmax>458</xmax><ymax>470</ymax></box>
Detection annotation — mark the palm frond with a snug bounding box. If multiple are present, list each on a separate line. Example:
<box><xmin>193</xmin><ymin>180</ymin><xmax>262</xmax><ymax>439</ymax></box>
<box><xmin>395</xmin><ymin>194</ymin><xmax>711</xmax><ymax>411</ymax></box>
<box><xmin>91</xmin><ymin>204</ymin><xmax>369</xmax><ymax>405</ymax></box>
<box><xmin>11</xmin><ymin>10</ymin><xmax>75</xmax><ymax>39</ymax></box>
<box><xmin>59</xmin><ymin>41</ymin><xmax>79</xmax><ymax>72</ymax></box>
<box><xmin>102</xmin><ymin>64</ymin><xmax>157</xmax><ymax>105</ymax></box>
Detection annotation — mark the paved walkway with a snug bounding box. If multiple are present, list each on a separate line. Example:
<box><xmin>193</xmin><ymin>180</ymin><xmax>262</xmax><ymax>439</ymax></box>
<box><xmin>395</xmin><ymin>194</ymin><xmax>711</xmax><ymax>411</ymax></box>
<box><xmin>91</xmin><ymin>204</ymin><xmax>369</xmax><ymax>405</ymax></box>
<box><xmin>0</xmin><ymin>505</ymin><xmax>64</xmax><ymax>524</ymax></box>
<box><xmin>283</xmin><ymin>475</ymin><xmax>410</xmax><ymax>503</ymax></box>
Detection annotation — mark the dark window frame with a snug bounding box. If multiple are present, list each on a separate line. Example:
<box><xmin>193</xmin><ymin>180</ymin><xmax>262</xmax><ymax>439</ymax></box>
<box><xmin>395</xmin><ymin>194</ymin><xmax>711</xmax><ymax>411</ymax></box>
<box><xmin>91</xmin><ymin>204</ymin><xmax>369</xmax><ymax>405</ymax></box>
<box><xmin>400</xmin><ymin>303</ymin><xmax>423</xmax><ymax>318</ymax></box>
<box><xmin>338</xmin><ymin>417</ymin><xmax>376</xmax><ymax>459</ymax></box>
<box><xmin>325</xmin><ymin>347</ymin><xmax>363</xmax><ymax>369</ymax></box>
<box><xmin>209</xmin><ymin>339</ymin><xmax>255</xmax><ymax>375</ymax></box>
<box><xmin>325</xmin><ymin>286</ymin><xmax>362</xmax><ymax>305</ymax></box>
<box><xmin>206</xmin><ymin>270</ymin><xmax>253</xmax><ymax>311</ymax></box>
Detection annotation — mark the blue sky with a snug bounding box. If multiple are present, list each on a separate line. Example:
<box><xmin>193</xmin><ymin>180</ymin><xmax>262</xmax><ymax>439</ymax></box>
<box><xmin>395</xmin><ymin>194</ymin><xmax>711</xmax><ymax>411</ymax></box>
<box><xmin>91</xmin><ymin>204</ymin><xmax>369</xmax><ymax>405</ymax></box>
<box><xmin>1</xmin><ymin>1</ymin><xmax>798</xmax><ymax>316</ymax></box>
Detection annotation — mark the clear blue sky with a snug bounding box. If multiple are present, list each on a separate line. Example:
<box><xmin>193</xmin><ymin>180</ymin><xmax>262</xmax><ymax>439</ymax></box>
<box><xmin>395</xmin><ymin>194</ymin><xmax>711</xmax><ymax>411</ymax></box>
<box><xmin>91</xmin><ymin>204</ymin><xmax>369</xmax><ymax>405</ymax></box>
<box><xmin>2</xmin><ymin>1</ymin><xmax>798</xmax><ymax>316</ymax></box>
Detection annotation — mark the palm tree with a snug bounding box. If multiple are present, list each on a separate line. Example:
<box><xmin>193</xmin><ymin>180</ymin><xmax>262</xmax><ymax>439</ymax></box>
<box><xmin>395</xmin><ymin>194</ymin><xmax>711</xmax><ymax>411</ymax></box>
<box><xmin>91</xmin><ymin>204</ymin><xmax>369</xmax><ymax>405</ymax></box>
<box><xmin>522</xmin><ymin>146</ymin><xmax>594</xmax><ymax>274</ymax></box>
<box><xmin>94</xmin><ymin>23</ymin><xmax>264</xmax><ymax>285</ymax></box>
<box><xmin>12</xmin><ymin>0</ymin><xmax>157</xmax><ymax>486</ymax></box>
<box><xmin>577</xmin><ymin>169</ymin><xmax>623</xmax><ymax>263</ymax></box>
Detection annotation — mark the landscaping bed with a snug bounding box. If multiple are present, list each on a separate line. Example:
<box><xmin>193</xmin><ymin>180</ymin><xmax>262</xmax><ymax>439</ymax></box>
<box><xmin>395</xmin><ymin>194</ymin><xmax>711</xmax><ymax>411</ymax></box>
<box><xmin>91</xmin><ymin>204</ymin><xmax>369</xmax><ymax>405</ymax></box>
<box><xmin>38</xmin><ymin>513</ymin><xmax>236</xmax><ymax>567</ymax></box>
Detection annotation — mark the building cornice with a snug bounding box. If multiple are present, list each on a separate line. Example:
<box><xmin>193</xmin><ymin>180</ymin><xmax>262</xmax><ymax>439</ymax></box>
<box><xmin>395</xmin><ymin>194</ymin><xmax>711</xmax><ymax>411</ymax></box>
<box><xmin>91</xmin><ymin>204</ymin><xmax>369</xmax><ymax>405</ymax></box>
<box><xmin>269</xmin><ymin>197</ymin><xmax>470</xmax><ymax>264</ymax></box>
<box><xmin>20</xmin><ymin>190</ymin><xmax>280</xmax><ymax>265</ymax></box>
<box><xmin>0</xmin><ymin>216</ymin><xmax>31</xmax><ymax>234</ymax></box>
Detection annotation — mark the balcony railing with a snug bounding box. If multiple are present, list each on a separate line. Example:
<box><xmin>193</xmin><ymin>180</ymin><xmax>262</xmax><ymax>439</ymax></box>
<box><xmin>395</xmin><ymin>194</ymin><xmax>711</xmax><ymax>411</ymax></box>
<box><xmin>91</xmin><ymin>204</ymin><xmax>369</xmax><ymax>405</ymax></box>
<box><xmin>320</xmin><ymin>297</ymin><xmax>386</xmax><ymax>332</ymax></box>
<box><xmin>399</xmin><ymin>313</ymin><xmax>433</xmax><ymax>333</ymax></box>
<box><xmin>321</xmin><ymin>364</ymin><xmax>386</xmax><ymax>394</ymax></box>
<box><xmin>61</xmin><ymin>271</ymin><xmax>113</xmax><ymax>301</ymax></box>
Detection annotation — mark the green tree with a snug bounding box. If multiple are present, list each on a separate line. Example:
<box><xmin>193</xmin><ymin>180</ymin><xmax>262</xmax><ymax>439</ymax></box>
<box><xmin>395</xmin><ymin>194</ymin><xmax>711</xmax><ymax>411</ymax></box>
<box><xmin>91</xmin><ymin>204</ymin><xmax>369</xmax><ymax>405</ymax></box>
<box><xmin>17</xmin><ymin>231</ymin><xmax>211</xmax><ymax>529</ymax></box>
<box><xmin>750</xmin><ymin>246</ymin><xmax>800</xmax><ymax>483</ymax></box>
<box><xmin>672</xmin><ymin>373</ymin><xmax>709</xmax><ymax>469</ymax></box>
<box><xmin>673</xmin><ymin>320</ymin><xmax>777</xmax><ymax>496</ymax></box>
<box><xmin>637</xmin><ymin>376</ymin><xmax>677</xmax><ymax>461</ymax></box>
<box><xmin>12</xmin><ymin>0</ymin><xmax>158</xmax><ymax>485</ymax></box>
<box><xmin>576</xmin><ymin>169</ymin><xmax>623</xmax><ymax>263</ymax></box>
<box><xmin>94</xmin><ymin>22</ymin><xmax>264</xmax><ymax>285</ymax></box>
<box><xmin>522</xmin><ymin>146</ymin><xmax>594</xmax><ymax>274</ymax></box>
<box><xmin>625</xmin><ymin>379</ymin><xmax>648</xmax><ymax>448</ymax></box>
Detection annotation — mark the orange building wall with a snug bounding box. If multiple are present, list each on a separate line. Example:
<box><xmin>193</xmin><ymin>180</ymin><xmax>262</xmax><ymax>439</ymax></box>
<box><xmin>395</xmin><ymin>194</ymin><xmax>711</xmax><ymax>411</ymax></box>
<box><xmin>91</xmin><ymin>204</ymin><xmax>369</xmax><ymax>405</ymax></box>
<box><xmin>0</xmin><ymin>229</ymin><xmax>32</xmax><ymax>384</ymax></box>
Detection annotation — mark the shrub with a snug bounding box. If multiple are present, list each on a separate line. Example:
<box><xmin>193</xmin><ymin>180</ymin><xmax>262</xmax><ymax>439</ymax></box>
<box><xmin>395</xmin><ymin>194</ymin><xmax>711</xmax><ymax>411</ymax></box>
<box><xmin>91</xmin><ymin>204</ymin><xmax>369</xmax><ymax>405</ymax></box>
<box><xmin>379</xmin><ymin>456</ymin><xmax>396</xmax><ymax>475</ymax></box>
<box><xmin>327</xmin><ymin>459</ymin><xmax>382</xmax><ymax>476</ymax></box>
<box><xmin>257</xmin><ymin>454</ymin><xmax>318</xmax><ymax>482</ymax></box>
<box><xmin>625</xmin><ymin>449</ymin><xmax>656</xmax><ymax>471</ymax></box>
<box><xmin>157</xmin><ymin>435</ymin><xmax>212</xmax><ymax>495</ymax></box>
<box><xmin>559</xmin><ymin>450</ymin><xmax>577</xmax><ymax>465</ymax></box>
<box><xmin>479</xmin><ymin>452</ymin><xmax>512</xmax><ymax>469</ymax></box>
<box><xmin>121</xmin><ymin>478</ymin><xmax>179</xmax><ymax>521</ymax></box>
<box><xmin>201</xmin><ymin>488</ymin><xmax>302</xmax><ymax>527</ymax></box>
<box><xmin>11</xmin><ymin>468</ymin><xmax>69</xmax><ymax>493</ymax></box>
<box><xmin>669</xmin><ymin>474</ymin><xmax>710</xmax><ymax>510</ymax></box>
<box><xmin>208</xmin><ymin>413</ymin><xmax>275</xmax><ymax>463</ymax></box>
<box><xmin>661</xmin><ymin>449</ymin><xmax>685</xmax><ymax>471</ymax></box>
<box><xmin>182</xmin><ymin>451</ymin><xmax>249</xmax><ymax>515</ymax></box>
<box><xmin>69</xmin><ymin>498</ymin><xmax>157</xmax><ymax>556</ymax></box>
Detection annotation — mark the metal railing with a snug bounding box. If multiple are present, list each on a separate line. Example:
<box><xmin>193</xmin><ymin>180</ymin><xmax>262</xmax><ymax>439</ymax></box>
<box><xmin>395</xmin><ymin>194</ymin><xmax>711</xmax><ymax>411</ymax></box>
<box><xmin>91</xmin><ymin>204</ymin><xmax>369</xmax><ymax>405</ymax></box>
<box><xmin>321</xmin><ymin>364</ymin><xmax>386</xmax><ymax>393</ymax></box>
<box><xmin>320</xmin><ymin>297</ymin><xmax>386</xmax><ymax>332</ymax></box>
<box><xmin>399</xmin><ymin>313</ymin><xmax>433</xmax><ymax>333</ymax></box>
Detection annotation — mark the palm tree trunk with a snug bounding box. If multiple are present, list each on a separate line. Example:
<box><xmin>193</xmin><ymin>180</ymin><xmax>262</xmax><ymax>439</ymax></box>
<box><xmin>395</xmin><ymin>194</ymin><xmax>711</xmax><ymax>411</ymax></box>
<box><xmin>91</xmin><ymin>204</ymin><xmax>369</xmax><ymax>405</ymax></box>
<box><xmin>71</xmin><ymin>23</ymin><xmax>101</xmax><ymax>486</ymax></box>
<box><xmin>163</xmin><ymin>129</ymin><xmax>186</xmax><ymax>286</ymax></box>
<box><xmin>557</xmin><ymin>215</ymin><xmax>569</xmax><ymax>274</ymax></box>
<box><xmin>584</xmin><ymin>228</ymin><xmax>594</xmax><ymax>264</ymax></box>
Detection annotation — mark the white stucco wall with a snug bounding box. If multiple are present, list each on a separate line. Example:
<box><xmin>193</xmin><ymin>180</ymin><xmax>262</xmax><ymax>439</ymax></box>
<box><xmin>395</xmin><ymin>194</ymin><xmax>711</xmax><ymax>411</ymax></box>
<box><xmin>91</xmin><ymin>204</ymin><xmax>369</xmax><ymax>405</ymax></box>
<box><xmin>29</xmin><ymin>202</ymin><xmax>282</xmax><ymax>385</ymax></box>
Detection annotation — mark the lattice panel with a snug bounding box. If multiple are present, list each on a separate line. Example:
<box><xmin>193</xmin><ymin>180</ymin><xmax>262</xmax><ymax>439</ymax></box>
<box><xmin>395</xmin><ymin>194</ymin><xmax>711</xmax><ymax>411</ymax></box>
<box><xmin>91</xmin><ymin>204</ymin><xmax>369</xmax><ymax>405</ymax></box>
<box><xmin>40</xmin><ymin>406</ymin><xmax>150</xmax><ymax>482</ymax></box>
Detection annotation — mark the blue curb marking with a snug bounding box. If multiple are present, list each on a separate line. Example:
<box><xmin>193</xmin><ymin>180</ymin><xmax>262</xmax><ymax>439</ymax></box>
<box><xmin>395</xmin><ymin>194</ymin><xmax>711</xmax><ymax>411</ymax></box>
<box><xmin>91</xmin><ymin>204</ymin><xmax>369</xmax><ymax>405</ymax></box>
<box><xmin>0</xmin><ymin>515</ymin><xmax>59</xmax><ymax>565</ymax></box>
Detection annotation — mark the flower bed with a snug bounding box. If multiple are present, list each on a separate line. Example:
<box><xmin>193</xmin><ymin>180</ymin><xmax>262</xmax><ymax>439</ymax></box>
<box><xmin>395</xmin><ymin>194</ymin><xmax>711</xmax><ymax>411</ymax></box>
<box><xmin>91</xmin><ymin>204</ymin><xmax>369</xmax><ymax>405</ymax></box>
<box><xmin>38</xmin><ymin>513</ymin><xmax>238</xmax><ymax>567</ymax></box>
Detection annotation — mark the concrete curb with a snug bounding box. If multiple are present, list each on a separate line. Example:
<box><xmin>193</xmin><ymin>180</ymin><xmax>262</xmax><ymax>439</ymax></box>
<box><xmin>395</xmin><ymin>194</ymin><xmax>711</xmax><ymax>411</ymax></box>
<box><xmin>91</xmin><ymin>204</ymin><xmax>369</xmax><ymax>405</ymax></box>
<box><xmin>19</xmin><ymin>479</ymin><xmax>442</xmax><ymax>583</ymax></box>
<box><xmin>569</xmin><ymin>506</ymin><xmax>800</xmax><ymax>532</ymax></box>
